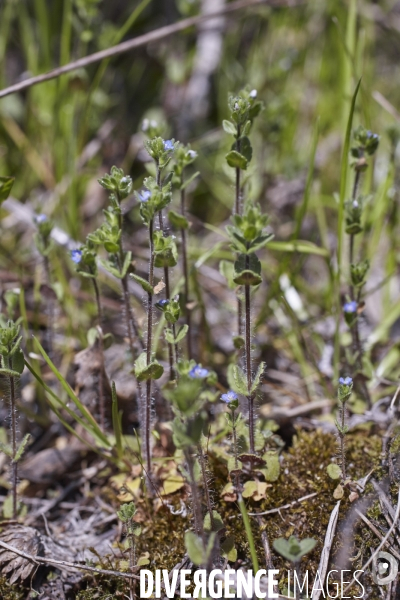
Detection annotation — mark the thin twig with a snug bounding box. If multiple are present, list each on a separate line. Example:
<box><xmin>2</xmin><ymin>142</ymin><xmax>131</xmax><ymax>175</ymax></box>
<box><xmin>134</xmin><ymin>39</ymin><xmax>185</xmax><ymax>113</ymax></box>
<box><xmin>248</xmin><ymin>492</ymin><xmax>318</xmax><ymax>516</ymax></box>
<box><xmin>355</xmin><ymin>508</ymin><xmax>400</xmax><ymax>561</ymax></box>
<box><xmin>313</xmin><ymin>501</ymin><xmax>340</xmax><ymax>600</ymax></box>
<box><xmin>342</xmin><ymin>486</ymin><xmax>400</xmax><ymax>596</ymax></box>
<box><xmin>0</xmin><ymin>0</ymin><xmax>299</xmax><ymax>99</ymax></box>
<box><xmin>0</xmin><ymin>539</ymin><xmax>139</xmax><ymax>580</ymax></box>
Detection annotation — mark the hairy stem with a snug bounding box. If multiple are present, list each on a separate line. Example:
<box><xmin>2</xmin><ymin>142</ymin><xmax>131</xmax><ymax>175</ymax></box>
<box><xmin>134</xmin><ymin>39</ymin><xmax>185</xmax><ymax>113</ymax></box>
<box><xmin>116</xmin><ymin>199</ymin><xmax>143</xmax><ymax>353</ymax></box>
<box><xmin>197</xmin><ymin>443</ymin><xmax>214</xmax><ymax>531</ymax></box>
<box><xmin>184</xmin><ymin>448</ymin><xmax>203</xmax><ymax>537</ymax></box>
<box><xmin>145</xmin><ymin>218</ymin><xmax>155</xmax><ymax>477</ymax></box>
<box><xmin>156</xmin><ymin>164</ymin><xmax>176</xmax><ymax>380</ymax></box>
<box><xmin>92</xmin><ymin>277</ymin><xmax>106</xmax><ymax>432</ymax></box>
<box><xmin>349</xmin><ymin>168</ymin><xmax>372</xmax><ymax>408</ymax></box>
<box><xmin>340</xmin><ymin>402</ymin><xmax>347</xmax><ymax>481</ymax></box>
<box><xmin>235</xmin><ymin>124</ymin><xmax>243</xmax><ymax>338</ymax></box>
<box><xmin>232</xmin><ymin>409</ymin><xmax>238</xmax><ymax>470</ymax></box>
<box><xmin>9</xmin><ymin>353</ymin><xmax>17</xmax><ymax>519</ymax></box>
<box><xmin>180</xmin><ymin>187</ymin><xmax>192</xmax><ymax>359</ymax></box>
<box><xmin>245</xmin><ymin>253</ymin><xmax>254</xmax><ymax>454</ymax></box>
<box><xmin>43</xmin><ymin>254</ymin><xmax>54</xmax><ymax>356</ymax></box>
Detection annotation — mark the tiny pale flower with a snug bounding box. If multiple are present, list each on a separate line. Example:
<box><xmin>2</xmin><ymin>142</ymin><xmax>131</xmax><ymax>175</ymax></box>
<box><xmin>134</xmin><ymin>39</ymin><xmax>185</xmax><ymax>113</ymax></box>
<box><xmin>343</xmin><ymin>301</ymin><xmax>357</xmax><ymax>314</ymax></box>
<box><xmin>221</xmin><ymin>390</ymin><xmax>238</xmax><ymax>403</ymax></box>
<box><xmin>71</xmin><ymin>249</ymin><xmax>82</xmax><ymax>264</ymax></box>
<box><xmin>189</xmin><ymin>364</ymin><xmax>209</xmax><ymax>379</ymax></box>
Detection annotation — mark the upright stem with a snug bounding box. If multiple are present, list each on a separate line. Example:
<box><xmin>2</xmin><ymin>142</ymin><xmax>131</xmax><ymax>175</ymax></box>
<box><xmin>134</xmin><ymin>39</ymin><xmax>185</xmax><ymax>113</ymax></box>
<box><xmin>9</xmin><ymin>353</ymin><xmax>17</xmax><ymax>519</ymax></box>
<box><xmin>156</xmin><ymin>164</ymin><xmax>176</xmax><ymax>380</ymax></box>
<box><xmin>116</xmin><ymin>200</ymin><xmax>143</xmax><ymax>353</ymax></box>
<box><xmin>235</xmin><ymin>125</ymin><xmax>243</xmax><ymax>338</ymax></box>
<box><xmin>145</xmin><ymin>218</ymin><xmax>155</xmax><ymax>477</ymax></box>
<box><xmin>245</xmin><ymin>255</ymin><xmax>255</xmax><ymax>454</ymax></box>
<box><xmin>340</xmin><ymin>402</ymin><xmax>347</xmax><ymax>481</ymax></box>
<box><xmin>43</xmin><ymin>254</ymin><xmax>54</xmax><ymax>356</ymax></box>
<box><xmin>197</xmin><ymin>443</ymin><xmax>214</xmax><ymax>531</ymax></box>
<box><xmin>180</xmin><ymin>187</ymin><xmax>192</xmax><ymax>359</ymax></box>
<box><xmin>184</xmin><ymin>447</ymin><xmax>203</xmax><ymax>538</ymax></box>
<box><xmin>231</xmin><ymin>409</ymin><xmax>238</xmax><ymax>470</ymax></box>
<box><xmin>92</xmin><ymin>277</ymin><xmax>106</xmax><ymax>432</ymax></box>
<box><xmin>349</xmin><ymin>168</ymin><xmax>371</xmax><ymax>408</ymax></box>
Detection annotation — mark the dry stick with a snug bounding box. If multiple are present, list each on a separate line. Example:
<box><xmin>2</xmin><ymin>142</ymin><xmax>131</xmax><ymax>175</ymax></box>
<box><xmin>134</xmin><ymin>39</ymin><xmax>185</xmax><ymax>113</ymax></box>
<box><xmin>247</xmin><ymin>492</ymin><xmax>318</xmax><ymax>516</ymax></box>
<box><xmin>0</xmin><ymin>539</ymin><xmax>139</xmax><ymax>581</ymax></box>
<box><xmin>355</xmin><ymin>508</ymin><xmax>400</xmax><ymax>561</ymax></box>
<box><xmin>0</xmin><ymin>0</ymin><xmax>299</xmax><ymax>100</ymax></box>
<box><xmin>145</xmin><ymin>218</ymin><xmax>155</xmax><ymax>478</ymax></box>
<box><xmin>343</xmin><ymin>486</ymin><xmax>400</xmax><ymax>597</ymax></box>
<box><xmin>312</xmin><ymin>501</ymin><xmax>341</xmax><ymax>600</ymax></box>
<box><xmin>180</xmin><ymin>187</ymin><xmax>192</xmax><ymax>358</ymax></box>
<box><xmin>256</xmin><ymin>515</ymin><xmax>274</xmax><ymax>570</ymax></box>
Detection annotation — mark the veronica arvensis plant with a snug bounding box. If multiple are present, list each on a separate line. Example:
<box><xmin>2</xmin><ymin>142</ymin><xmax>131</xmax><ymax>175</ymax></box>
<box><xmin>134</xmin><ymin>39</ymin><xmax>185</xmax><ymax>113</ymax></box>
<box><xmin>344</xmin><ymin>126</ymin><xmax>379</xmax><ymax>408</ymax></box>
<box><xmin>0</xmin><ymin>321</ymin><xmax>29</xmax><ymax>519</ymax></box>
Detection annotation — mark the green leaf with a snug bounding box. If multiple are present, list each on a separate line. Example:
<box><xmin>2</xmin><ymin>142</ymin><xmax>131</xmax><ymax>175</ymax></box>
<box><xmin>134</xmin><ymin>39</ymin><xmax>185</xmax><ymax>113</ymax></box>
<box><xmin>222</xmin><ymin>120</ymin><xmax>237</xmax><ymax>135</ymax></box>
<box><xmin>237</xmin><ymin>136</ymin><xmax>252</xmax><ymax>163</ymax></box>
<box><xmin>0</xmin><ymin>176</ymin><xmax>14</xmax><ymax>202</ymax></box>
<box><xmin>134</xmin><ymin>352</ymin><xmax>164</xmax><ymax>381</ymax></box>
<box><xmin>2</xmin><ymin>495</ymin><xmax>14</xmax><ymax>519</ymax></box>
<box><xmin>168</xmin><ymin>209</ymin><xmax>189</xmax><ymax>229</ymax></box>
<box><xmin>120</xmin><ymin>251</ymin><xmax>132</xmax><ymax>278</ymax></box>
<box><xmin>273</xmin><ymin>536</ymin><xmax>316</xmax><ymax>562</ymax></box>
<box><xmin>233</xmin><ymin>254</ymin><xmax>262</xmax><ymax>286</ymax></box>
<box><xmin>15</xmin><ymin>434</ymin><xmax>31</xmax><ymax>462</ymax></box>
<box><xmin>327</xmin><ymin>463</ymin><xmax>342</xmax><ymax>480</ymax></box>
<box><xmin>262</xmin><ymin>451</ymin><xmax>280</xmax><ymax>482</ymax></box>
<box><xmin>204</xmin><ymin>510</ymin><xmax>224</xmax><ymax>533</ymax></box>
<box><xmin>221</xmin><ymin>536</ymin><xmax>237</xmax><ymax>562</ymax></box>
<box><xmin>227</xmin><ymin>363</ymin><xmax>248</xmax><ymax>396</ymax></box>
<box><xmin>225</xmin><ymin>150</ymin><xmax>248</xmax><ymax>170</ymax></box>
<box><xmin>12</xmin><ymin>348</ymin><xmax>25</xmax><ymax>375</ymax></box>
<box><xmin>266</xmin><ymin>240</ymin><xmax>328</xmax><ymax>257</ymax></box>
<box><xmin>174</xmin><ymin>324</ymin><xmax>188</xmax><ymax>343</ymax></box>
<box><xmin>0</xmin><ymin>368</ymin><xmax>21</xmax><ymax>378</ymax></box>
<box><xmin>130</xmin><ymin>273</ymin><xmax>153</xmax><ymax>294</ymax></box>
<box><xmin>0</xmin><ymin>442</ymin><xmax>12</xmax><ymax>457</ymax></box>
<box><xmin>165</xmin><ymin>324</ymin><xmax>188</xmax><ymax>344</ymax></box>
<box><xmin>180</xmin><ymin>171</ymin><xmax>200</xmax><ymax>191</ymax></box>
<box><xmin>185</xmin><ymin>531</ymin><xmax>204</xmax><ymax>566</ymax></box>
<box><xmin>250</xmin><ymin>361</ymin><xmax>266</xmax><ymax>393</ymax></box>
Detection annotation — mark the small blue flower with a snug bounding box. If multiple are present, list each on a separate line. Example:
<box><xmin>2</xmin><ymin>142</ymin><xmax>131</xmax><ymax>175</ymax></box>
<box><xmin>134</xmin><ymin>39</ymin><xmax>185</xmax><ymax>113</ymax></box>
<box><xmin>138</xmin><ymin>190</ymin><xmax>151</xmax><ymax>203</ymax></box>
<box><xmin>71</xmin><ymin>249</ymin><xmax>83</xmax><ymax>264</ymax></box>
<box><xmin>187</xmin><ymin>149</ymin><xmax>197</xmax><ymax>159</ymax></box>
<box><xmin>339</xmin><ymin>377</ymin><xmax>353</xmax><ymax>386</ymax></box>
<box><xmin>35</xmin><ymin>214</ymin><xmax>48</xmax><ymax>224</ymax></box>
<box><xmin>156</xmin><ymin>299</ymin><xmax>170</xmax><ymax>309</ymax></box>
<box><xmin>221</xmin><ymin>390</ymin><xmax>238</xmax><ymax>403</ymax></box>
<box><xmin>189</xmin><ymin>364</ymin><xmax>209</xmax><ymax>379</ymax></box>
<box><xmin>343</xmin><ymin>301</ymin><xmax>357</xmax><ymax>314</ymax></box>
<box><xmin>163</xmin><ymin>140</ymin><xmax>174</xmax><ymax>152</ymax></box>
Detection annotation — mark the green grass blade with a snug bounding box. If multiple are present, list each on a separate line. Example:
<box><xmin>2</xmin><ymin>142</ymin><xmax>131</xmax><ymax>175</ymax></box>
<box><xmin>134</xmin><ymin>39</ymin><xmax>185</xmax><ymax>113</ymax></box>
<box><xmin>25</xmin><ymin>359</ymin><xmax>109</xmax><ymax>449</ymax></box>
<box><xmin>32</xmin><ymin>337</ymin><xmax>110</xmax><ymax>446</ymax></box>
<box><xmin>293</xmin><ymin>117</ymin><xmax>319</xmax><ymax>241</ymax></box>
